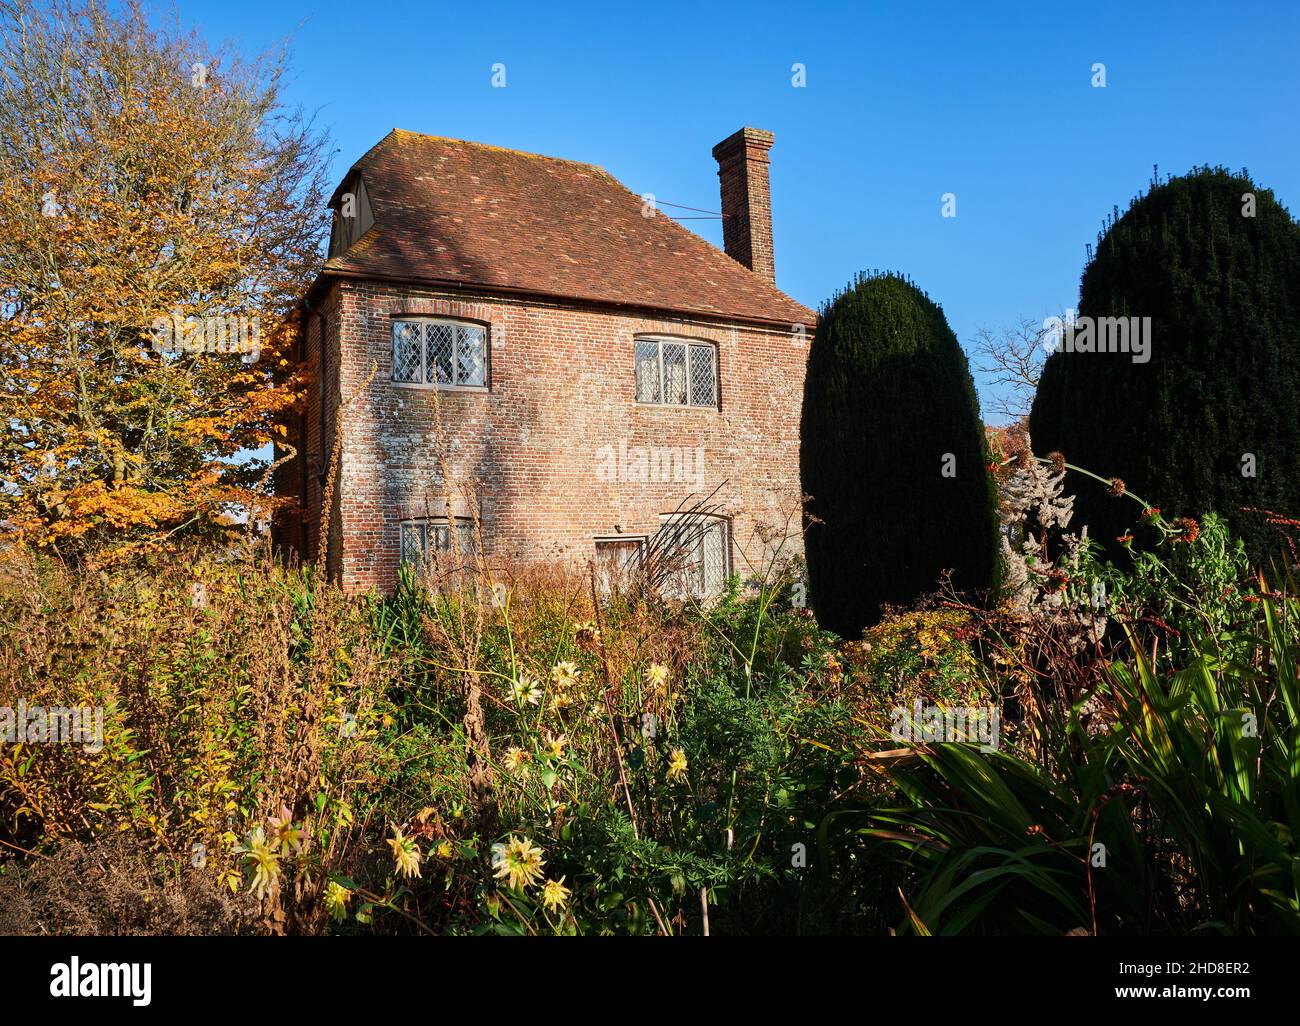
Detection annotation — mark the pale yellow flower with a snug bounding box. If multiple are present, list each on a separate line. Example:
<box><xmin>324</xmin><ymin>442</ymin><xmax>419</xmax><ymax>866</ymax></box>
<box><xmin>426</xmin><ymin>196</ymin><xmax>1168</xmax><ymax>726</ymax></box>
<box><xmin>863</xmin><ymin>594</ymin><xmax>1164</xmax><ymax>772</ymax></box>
<box><xmin>550</xmin><ymin>661</ymin><xmax>581</xmax><ymax>690</ymax></box>
<box><xmin>644</xmin><ymin>663</ymin><xmax>670</xmax><ymax>689</ymax></box>
<box><xmin>239</xmin><ymin>826</ymin><xmax>281</xmax><ymax>899</ymax></box>
<box><xmin>325</xmin><ymin>879</ymin><xmax>351</xmax><ymax>922</ymax></box>
<box><xmin>541</xmin><ymin>876</ymin><xmax>571</xmax><ymax>912</ymax></box>
<box><xmin>543</xmin><ymin>732</ymin><xmax>567</xmax><ymax>760</ymax></box>
<box><xmin>503</xmin><ymin>746</ymin><xmax>530</xmax><ymax>775</ymax></box>
<box><xmin>492</xmin><ymin>834</ymin><xmax>546</xmax><ymax>891</ymax></box>
<box><xmin>435</xmin><ymin>839</ymin><xmax>455</xmax><ymax>859</ymax></box>
<box><xmin>388</xmin><ymin>827</ymin><xmax>423</xmax><ymax>879</ymax></box>
<box><xmin>550</xmin><ymin>689</ymin><xmax>576</xmax><ymax>712</ymax></box>
<box><xmin>666</xmin><ymin>748</ymin><xmax>688</xmax><ymax>784</ymax></box>
<box><xmin>511</xmin><ymin>675</ymin><xmax>542</xmax><ymax>707</ymax></box>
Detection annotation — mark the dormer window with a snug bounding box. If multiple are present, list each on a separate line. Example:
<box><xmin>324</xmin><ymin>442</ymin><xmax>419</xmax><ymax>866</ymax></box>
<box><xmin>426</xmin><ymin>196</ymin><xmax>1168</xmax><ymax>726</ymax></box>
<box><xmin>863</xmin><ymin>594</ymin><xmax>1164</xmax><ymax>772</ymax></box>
<box><xmin>635</xmin><ymin>338</ymin><xmax>717</xmax><ymax>408</ymax></box>
<box><xmin>328</xmin><ymin>175</ymin><xmax>375</xmax><ymax>257</ymax></box>
<box><xmin>392</xmin><ymin>318</ymin><xmax>488</xmax><ymax>389</ymax></box>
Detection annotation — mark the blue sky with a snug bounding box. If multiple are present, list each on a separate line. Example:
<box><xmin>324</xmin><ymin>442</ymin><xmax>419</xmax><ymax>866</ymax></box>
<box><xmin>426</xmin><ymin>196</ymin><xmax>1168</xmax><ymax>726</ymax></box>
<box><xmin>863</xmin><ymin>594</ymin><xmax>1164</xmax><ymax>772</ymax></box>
<box><xmin>182</xmin><ymin>0</ymin><xmax>1300</xmax><ymax>422</ymax></box>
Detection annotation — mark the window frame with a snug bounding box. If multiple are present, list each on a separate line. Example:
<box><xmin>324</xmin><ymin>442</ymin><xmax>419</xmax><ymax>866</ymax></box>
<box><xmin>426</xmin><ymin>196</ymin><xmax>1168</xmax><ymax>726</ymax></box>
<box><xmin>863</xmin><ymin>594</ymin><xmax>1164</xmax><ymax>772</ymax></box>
<box><xmin>634</xmin><ymin>336</ymin><xmax>718</xmax><ymax>409</ymax></box>
<box><xmin>593</xmin><ymin>535</ymin><xmax>648</xmax><ymax>595</ymax></box>
<box><xmin>391</xmin><ymin>317</ymin><xmax>490</xmax><ymax>391</ymax></box>
<box><xmin>654</xmin><ymin>514</ymin><xmax>730</xmax><ymax>599</ymax></box>
<box><xmin>399</xmin><ymin>516</ymin><xmax>478</xmax><ymax>567</ymax></box>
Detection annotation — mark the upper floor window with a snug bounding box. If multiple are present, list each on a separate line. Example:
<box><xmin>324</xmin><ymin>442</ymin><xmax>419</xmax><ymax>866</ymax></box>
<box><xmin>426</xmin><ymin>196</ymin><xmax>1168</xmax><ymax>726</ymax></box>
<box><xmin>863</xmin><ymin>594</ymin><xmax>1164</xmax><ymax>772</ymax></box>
<box><xmin>635</xmin><ymin>338</ymin><xmax>716</xmax><ymax>408</ymax></box>
<box><xmin>392</xmin><ymin>319</ymin><xmax>488</xmax><ymax>389</ymax></box>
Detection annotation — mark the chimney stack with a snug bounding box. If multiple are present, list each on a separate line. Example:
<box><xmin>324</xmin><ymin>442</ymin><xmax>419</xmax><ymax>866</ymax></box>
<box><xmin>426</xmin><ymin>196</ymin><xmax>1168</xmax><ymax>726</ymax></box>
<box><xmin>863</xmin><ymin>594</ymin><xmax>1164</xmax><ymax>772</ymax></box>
<box><xmin>712</xmin><ymin>127</ymin><xmax>776</xmax><ymax>284</ymax></box>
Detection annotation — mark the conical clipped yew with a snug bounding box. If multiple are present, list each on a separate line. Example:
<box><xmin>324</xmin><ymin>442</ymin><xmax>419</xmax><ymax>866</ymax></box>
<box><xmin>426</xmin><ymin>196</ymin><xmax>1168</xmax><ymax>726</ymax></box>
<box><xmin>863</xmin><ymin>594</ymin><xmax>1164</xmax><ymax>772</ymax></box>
<box><xmin>800</xmin><ymin>272</ymin><xmax>999</xmax><ymax>636</ymax></box>
<box><xmin>1029</xmin><ymin>167</ymin><xmax>1300</xmax><ymax>563</ymax></box>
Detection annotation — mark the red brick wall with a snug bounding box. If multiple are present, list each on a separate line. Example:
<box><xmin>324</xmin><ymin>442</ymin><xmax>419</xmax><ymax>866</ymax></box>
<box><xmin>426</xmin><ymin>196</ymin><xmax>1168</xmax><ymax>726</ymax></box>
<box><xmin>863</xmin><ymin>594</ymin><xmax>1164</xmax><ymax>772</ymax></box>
<box><xmin>290</xmin><ymin>279</ymin><xmax>811</xmax><ymax>593</ymax></box>
<box><xmin>276</xmin><ymin>286</ymin><xmax>343</xmax><ymax>576</ymax></box>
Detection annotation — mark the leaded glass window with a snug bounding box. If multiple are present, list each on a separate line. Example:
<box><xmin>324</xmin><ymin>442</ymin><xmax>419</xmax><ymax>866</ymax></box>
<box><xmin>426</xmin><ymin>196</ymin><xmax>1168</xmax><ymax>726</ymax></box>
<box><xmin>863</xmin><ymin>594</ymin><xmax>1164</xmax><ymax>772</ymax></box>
<box><xmin>399</xmin><ymin>519</ymin><xmax>477</xmax><ymax>566</ymax></box>
<box><xmin>654</xmin><ymin>516</ymin><xmax>729</xmax><ymax>599</ymax></box>
<box><xmin>634</xmin><ymin>338</ymin><xmax>716</xmax><ymax>408</ymax></box>
<box><xmin>392</xmin><ymin>320</ymin><xmax>488</xmax><ymax>388</ymax></box>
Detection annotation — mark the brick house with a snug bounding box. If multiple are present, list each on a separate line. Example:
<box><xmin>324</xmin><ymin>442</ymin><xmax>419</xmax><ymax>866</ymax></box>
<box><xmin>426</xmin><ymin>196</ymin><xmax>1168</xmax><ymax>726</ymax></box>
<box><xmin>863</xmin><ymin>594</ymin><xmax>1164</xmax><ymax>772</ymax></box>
<box><xmin>277</xmin><ymin>126</ymin><xmax>815</xmax><ymax>594</ymax></box>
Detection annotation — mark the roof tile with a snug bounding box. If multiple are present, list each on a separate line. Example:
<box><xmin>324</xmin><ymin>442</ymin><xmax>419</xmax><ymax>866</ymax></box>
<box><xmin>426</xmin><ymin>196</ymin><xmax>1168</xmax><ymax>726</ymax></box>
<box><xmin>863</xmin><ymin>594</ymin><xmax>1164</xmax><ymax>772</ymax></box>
<box><xmin>320</xmin><ymin>130</ymin><xmax>815</xmax><ymax>327</ymax></box>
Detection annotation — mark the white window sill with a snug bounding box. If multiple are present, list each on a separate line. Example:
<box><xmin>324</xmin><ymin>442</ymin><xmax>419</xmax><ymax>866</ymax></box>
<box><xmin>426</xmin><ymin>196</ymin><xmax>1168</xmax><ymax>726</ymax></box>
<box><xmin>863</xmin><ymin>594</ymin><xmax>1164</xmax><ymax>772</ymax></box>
<box><xmin>391</xmin><ymin>380</ymin><xmax>490</xmax><ymax>394</ymax></box>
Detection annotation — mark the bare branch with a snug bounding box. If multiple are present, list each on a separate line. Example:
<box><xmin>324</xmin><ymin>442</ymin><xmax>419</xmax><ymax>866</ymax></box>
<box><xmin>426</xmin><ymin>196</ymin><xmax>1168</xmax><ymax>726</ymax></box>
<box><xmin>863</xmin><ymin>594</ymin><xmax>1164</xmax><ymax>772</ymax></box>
<box><xmin>971</xmin><ymin>316</ymin><xmax>1054</xmax><ymax>422</ymax></box>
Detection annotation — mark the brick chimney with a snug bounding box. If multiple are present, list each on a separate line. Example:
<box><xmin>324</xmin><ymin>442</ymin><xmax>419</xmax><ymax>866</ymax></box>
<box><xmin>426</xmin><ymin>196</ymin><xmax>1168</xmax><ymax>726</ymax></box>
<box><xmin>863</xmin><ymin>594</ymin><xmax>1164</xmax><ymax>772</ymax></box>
<box><xmin>712</xmin><ymin>127</ymin><xmax>776</xmax><ymax>284</ymax></box>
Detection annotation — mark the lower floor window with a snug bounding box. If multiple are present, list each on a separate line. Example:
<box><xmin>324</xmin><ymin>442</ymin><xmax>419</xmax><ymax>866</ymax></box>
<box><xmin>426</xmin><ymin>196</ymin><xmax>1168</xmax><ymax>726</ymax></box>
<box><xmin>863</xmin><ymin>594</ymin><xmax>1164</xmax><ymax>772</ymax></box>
<box><xmin>655</xmin><ymin>515</ymin><xmax>729</xmax><ymax>598</ymax></box>
<box><xmin>400</xmin><ymin>518</ymin><xmax>476</xmax><ymax>565</ymax></box>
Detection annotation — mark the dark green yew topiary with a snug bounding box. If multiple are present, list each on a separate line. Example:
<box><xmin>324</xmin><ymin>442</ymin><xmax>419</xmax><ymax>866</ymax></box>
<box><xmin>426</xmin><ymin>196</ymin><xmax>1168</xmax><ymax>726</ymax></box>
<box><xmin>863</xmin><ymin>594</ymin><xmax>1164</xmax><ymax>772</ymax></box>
<box><xmin>1029</xmin><ymin>167</ymin><xmax>1300</xmax><ymax>564</ymax></box>
<box><xmin>800</xmin><ymin>272</ymin><xmax>1000</xmax><ymax>637</ymax></box>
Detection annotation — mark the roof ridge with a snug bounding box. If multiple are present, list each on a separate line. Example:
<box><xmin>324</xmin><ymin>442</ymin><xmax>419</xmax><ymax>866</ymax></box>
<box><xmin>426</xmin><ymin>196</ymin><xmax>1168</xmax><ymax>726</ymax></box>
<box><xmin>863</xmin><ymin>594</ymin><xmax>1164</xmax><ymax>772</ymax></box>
<box><xmin>328</xmin><ymin>128</ymin><xmax>400</xmax><ymax>207</ymax></box>
<box><xmin>387</xmin><ymin>129</ymin><xmax>608</xmax><ymax>173</ymax></box>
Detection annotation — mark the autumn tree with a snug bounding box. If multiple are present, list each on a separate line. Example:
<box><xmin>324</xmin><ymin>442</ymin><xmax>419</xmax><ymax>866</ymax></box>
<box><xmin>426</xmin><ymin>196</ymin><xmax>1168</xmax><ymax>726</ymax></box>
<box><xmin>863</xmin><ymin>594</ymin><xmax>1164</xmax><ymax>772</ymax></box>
<box><xmin>0</xmin><ymin>0</ymin><xmax>328</xmax><ymax>559</ymax></box>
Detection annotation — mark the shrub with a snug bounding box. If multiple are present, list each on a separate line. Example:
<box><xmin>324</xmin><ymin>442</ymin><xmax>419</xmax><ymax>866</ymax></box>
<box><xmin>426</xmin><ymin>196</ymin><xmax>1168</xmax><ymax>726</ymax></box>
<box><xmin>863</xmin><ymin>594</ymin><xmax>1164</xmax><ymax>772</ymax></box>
<box><xmin>845</xmin><ymin>607</ymin><xmax>990</xmax><ymax>721</ymax></box>
<box><xmin>0</xmin><ymin>542</ymin><xmax>872</xmax><ymax>935</ymax></box>
<box><xmin>0</xmin><ymin>545</ymin><xmax>416</xmax><ymax>934</ymax></box>
<box><xmin>801</xmin><ymin>272</ymin><xmax>999</xmax><ymax>637</ymax></box>
<box><xmin>824</xmin><ymin>528</ymin><xmax>1300</xmax><ymax>935</ymax></box>
<box><xmin>0</xmin><ymin>835</ymin><xmax>258</xmax><ymax>936</ymax></box>
<box><xmin>1029</xmin><ymin>167</ymin><xmax>1300</xmax><ymax>564</ymax></box>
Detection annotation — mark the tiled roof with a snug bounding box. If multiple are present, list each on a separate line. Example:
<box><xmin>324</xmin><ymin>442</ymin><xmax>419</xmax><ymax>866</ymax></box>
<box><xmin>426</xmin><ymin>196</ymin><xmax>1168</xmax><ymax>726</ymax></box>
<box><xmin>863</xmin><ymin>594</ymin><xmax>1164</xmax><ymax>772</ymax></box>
<box><xmin>319</xmin><ymin>130</ymin><xmax>815</xmax><ymax>328</ymax></box>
